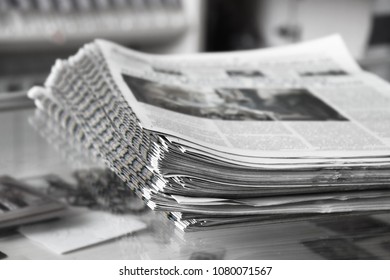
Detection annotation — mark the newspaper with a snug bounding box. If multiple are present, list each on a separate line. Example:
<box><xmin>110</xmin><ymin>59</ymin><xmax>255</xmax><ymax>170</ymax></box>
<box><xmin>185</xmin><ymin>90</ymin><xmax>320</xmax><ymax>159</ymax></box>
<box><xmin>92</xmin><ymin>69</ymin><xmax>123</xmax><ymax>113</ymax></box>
<box><xmin>97</xmin><ymin>35</ymin><xmax>390</xmax><ymax>160</ymax></box>
<box><xmin>27</xmin><ymin>35</ymin><xmax>390</xmax><ymax>231</ymax></box>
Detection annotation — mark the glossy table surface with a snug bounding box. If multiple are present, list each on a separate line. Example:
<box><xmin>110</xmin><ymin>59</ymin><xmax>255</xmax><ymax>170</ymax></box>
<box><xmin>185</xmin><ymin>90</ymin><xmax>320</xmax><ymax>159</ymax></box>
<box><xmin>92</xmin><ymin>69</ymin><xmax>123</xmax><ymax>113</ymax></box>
<box><xmin>1</xmin><ymin>108</ymin><xmax>390</xmax><ymax>260</ymax></box>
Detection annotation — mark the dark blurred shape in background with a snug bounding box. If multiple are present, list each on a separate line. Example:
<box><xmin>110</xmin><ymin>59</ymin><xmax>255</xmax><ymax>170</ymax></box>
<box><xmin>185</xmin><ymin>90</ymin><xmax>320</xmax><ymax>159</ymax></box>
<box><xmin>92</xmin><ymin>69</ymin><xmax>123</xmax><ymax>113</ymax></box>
<box><xmin>205</xmin><ymin>0</ymin><xmax>262</xmax><ymax>51</ymax></box>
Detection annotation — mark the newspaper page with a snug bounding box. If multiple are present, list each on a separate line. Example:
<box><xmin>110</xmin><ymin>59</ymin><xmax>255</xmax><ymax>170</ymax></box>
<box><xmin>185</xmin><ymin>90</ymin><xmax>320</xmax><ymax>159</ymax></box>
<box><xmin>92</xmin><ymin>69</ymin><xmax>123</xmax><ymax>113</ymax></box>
<box><xmin>96</xmin><ymin>35</ymin><xmax>390</xmax><ymax>159</ymax></box>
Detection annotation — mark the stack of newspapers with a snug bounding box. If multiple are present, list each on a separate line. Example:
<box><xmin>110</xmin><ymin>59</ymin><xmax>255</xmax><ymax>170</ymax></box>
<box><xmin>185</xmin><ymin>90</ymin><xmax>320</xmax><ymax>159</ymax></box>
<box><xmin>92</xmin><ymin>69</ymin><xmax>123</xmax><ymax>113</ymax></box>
<box><xmin>28</xmin><ymin>35</ymin><xmax>390</xmax><ymax>231</ymax></box>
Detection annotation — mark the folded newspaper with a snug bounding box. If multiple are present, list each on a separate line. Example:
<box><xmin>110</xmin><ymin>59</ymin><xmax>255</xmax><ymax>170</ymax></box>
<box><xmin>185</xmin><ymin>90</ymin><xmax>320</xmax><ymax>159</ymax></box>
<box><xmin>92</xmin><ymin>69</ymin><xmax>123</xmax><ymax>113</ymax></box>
<box><xmin>28</xmin><ymin>35</ymin><xmax>390</xmax><ymax>231</ymax></box>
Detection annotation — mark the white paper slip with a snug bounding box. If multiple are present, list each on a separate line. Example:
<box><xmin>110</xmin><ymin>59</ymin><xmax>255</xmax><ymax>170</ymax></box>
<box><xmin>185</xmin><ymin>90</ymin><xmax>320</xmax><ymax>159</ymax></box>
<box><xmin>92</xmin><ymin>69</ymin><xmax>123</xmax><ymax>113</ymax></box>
<box><xmin>19</xmin><ymin>211</ymin><xmax>147</xmax><ymax>254</ymax></box>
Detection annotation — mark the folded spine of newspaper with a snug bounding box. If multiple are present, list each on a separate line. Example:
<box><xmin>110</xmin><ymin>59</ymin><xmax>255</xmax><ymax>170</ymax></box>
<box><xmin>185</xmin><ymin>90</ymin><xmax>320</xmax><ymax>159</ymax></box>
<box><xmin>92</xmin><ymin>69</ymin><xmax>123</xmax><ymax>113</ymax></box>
<box><xmin>28</xmin><ymin>35</ymin><xmax>390</xmax><ymax>231</ymax></box>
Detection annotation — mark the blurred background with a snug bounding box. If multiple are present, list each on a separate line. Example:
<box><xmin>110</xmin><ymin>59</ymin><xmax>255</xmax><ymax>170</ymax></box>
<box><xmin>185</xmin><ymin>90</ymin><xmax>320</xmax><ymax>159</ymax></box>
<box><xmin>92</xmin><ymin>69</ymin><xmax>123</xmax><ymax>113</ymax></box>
<box><xmin>1</xmin><ymin>0</ymin><xmax>390</xmax><ymax>110</ymax></box>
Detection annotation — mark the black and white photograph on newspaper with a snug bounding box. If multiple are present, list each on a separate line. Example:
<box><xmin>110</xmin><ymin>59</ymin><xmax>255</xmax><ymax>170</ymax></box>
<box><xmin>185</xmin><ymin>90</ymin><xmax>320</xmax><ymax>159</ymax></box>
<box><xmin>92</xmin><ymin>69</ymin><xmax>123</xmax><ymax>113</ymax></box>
<box><xmin>122</xmin><ymin>74</ymin><xmax>348</xmax><ymax>121</ymax></box>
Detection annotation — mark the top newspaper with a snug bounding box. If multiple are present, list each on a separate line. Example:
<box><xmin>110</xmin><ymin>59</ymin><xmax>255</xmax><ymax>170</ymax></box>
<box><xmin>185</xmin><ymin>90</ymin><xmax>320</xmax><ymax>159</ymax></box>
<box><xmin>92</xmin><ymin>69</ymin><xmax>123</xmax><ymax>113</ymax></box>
<box><xmin>94</xmin><ymin>35</ymin><xmax>390</xmax><ymax>163</ymax></box>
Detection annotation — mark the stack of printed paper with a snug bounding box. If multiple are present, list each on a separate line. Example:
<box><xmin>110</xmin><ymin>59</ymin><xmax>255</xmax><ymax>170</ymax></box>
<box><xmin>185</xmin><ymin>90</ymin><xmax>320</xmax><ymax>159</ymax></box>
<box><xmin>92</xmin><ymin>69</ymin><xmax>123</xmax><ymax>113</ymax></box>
<box><xmin>28</xmin><ymin>35</ymin><xmax>390</xmax><ymax>231</ymax></box>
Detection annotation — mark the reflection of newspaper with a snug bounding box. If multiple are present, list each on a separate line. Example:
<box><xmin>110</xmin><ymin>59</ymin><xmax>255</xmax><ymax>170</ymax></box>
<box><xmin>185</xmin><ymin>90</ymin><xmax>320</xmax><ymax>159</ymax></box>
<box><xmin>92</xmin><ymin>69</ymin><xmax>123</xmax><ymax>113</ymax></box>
<box><xmin>97</xmin><ymin>35</ymin><xmax>390</xmax><ymax>159</ymax></box>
